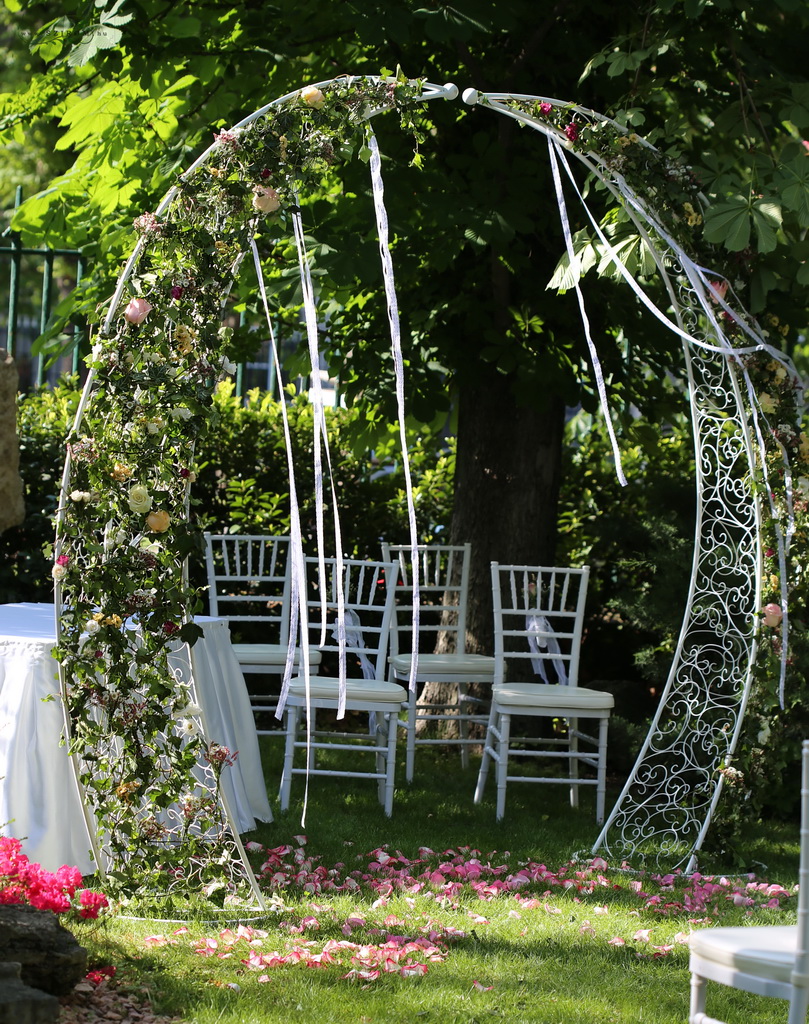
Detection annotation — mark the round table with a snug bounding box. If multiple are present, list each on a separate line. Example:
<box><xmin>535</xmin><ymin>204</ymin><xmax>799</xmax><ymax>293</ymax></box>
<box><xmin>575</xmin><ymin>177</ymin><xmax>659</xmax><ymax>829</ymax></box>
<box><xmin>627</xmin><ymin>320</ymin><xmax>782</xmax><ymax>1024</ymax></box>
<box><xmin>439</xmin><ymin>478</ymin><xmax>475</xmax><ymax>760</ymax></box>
<box><xmin>0</xmin><ymin>603</ymin><xmax>272</xmax><ymax>874</ymax></box>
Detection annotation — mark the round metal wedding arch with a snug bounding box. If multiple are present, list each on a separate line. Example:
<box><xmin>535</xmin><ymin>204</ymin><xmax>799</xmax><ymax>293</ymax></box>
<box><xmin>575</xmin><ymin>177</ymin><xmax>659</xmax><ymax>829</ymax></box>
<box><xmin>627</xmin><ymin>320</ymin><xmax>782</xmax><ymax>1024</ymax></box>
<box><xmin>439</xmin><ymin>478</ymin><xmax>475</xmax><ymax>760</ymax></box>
<box><xmin>54</xmin><ymin>74</ymin><xmax>798</xmax><ymax>906</ymax></box>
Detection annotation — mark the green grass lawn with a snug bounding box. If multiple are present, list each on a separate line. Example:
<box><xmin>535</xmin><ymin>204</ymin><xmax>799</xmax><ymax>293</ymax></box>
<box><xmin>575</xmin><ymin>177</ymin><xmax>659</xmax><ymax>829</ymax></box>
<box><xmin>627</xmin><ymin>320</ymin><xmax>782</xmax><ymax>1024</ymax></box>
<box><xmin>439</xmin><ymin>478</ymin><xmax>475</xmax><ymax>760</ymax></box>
<box><xmin>70</xmin><ymin>738</ymin><xmax>801</xmax><ymax>1024</ymax></box>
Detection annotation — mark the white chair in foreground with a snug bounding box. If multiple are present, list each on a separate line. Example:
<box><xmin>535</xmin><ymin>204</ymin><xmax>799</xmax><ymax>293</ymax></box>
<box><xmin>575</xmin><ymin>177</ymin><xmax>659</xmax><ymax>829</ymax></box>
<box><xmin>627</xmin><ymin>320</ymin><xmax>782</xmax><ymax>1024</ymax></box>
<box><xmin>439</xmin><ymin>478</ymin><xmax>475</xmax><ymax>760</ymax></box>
<box><xmin>278</xmin><ymin>556</ymin><xmax>406</xmax><ymax>816</ymax></box>
<box><xmin>382</xmin><ymin>542</ymin><xmax>495</xmax><ymax>783</ymax></box>
<box><xmin>689</xmin><ymin>738</ymin><xmax>809</xmax><ymax>1024</ymax></box>
<box><xmin>474</xmin><ymin>563</ymin><xmax>613</xmax><ymax>822</ymax></box>
<box><xmin>204</xmin><ymin>533</ymin><xmax>321</xmax><ymax>733</ymax></box>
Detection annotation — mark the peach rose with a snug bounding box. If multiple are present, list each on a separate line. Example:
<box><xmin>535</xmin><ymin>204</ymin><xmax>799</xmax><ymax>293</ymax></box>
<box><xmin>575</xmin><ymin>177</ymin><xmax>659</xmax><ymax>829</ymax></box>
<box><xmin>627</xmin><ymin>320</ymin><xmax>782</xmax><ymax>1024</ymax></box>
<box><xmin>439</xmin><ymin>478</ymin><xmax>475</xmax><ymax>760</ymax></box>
<box><xmin>146</xmin><ymin>509</ymin><xmax>171</xmax><ymax>533</ymax></box>
<box><xmin>301</xmin><ymin>85</ymin><xmax>325</xmax><ymax>108</ymax></box>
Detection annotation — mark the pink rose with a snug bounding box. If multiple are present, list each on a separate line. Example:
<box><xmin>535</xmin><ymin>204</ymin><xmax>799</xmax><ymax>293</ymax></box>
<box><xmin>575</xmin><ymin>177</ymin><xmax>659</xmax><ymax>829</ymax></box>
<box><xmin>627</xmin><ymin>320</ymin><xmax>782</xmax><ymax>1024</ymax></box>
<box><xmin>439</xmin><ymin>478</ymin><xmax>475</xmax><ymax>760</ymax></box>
<box><xmin>762</xmin><ymin>603</ymin><xmax>783</xmax><ymax>627</ymax></box>
<box><xmin>124</xmin><ymin>298</ymin><xmax>153</xmax><ymax>324</ymax></box>
<box><xmin>252</xmin><ymin>186</ymin><xmax>281</xmax><ymax>214</ymax></box>
<box><xmin>708</xmin><ymin>280</ymin><xmax>729</xmax><ymax>304</ymax></box>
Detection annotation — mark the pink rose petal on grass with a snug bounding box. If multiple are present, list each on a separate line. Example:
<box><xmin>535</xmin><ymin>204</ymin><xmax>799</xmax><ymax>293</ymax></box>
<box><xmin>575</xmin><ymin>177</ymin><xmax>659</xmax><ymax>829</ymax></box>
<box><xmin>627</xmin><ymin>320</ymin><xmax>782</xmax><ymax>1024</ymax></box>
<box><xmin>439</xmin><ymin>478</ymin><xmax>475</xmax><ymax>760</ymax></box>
<box><xmin>608</xmin><ymin>936</ymin><xmax>626</xmax><ymax>946</ymax></box>
<box><xmin>652</xmin><ymin>945</ymin><xmax>674</xmax><ymax>957</ymax></box>
<box><xmin>472</xmin><ymin>980</ymin><xmax>494</xmax><ymax>991</ymax></box>
<box><xmin>343</xmin><ymin>969</ymin><xmax>380</xmax><ymax>983</ymax></box>
<box><xmin>400</xmin><ymin>963</ymin><xmax>428</xmax><ymax>977</ymax></box>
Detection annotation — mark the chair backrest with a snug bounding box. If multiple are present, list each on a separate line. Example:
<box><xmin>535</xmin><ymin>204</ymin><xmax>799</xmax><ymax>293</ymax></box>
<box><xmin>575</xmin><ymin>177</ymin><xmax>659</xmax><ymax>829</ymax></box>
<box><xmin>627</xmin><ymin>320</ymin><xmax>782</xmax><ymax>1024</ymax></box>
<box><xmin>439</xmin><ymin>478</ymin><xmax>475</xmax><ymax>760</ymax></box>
<box><xmin>204</xmin><ymin>533</ymin><xmax>292</xmax><ymax>640</ymax></box>
<box><xmin>490</xmin><ymin>563</ymin><xmax>590</xmax><ymax>687</ymax></box>
<box><xmin>381</xmin><ymin>542</ymin><xmax>471</xmax><ymax>657</ymax></box>
<box><xmin>301</xmin><ymin>556</ymin><xmax>399</xmax><ymax>679</ymax></box>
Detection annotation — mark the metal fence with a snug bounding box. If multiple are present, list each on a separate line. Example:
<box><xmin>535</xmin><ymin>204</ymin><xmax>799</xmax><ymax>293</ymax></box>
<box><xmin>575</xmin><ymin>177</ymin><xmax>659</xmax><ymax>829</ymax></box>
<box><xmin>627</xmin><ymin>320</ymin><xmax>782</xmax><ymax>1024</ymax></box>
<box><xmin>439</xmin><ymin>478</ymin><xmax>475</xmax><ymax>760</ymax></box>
<box><xmin>1</xmin><ymin>187</ymin><xmax>341</xmax><ymax>401</ymax></box>
<box><xmin>0</xmin><ymin>187</ymin><xmax>88</xmax><ymax>391</ymax></box>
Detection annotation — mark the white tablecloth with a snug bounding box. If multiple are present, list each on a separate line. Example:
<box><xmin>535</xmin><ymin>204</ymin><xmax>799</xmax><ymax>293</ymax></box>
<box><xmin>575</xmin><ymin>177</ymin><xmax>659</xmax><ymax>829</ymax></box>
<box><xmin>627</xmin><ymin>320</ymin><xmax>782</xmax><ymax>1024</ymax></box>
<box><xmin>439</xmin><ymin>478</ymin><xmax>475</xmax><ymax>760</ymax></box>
<box><xmin>0</xmin><ymin>603</ymin><xmax>272</xmax><ymax>874</ymax></box>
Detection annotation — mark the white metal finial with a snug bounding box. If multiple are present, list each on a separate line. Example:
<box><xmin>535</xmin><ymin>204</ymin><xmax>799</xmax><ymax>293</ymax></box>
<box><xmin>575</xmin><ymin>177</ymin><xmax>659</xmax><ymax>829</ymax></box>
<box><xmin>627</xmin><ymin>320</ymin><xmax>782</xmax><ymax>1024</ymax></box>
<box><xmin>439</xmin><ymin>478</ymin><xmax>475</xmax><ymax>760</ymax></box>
<box><xmin>462</xmin><ymin>88</ymin><xmax>479</xmax><ymax>106</ymax></box>
<box><xmin>442</xmin><ymin>83</ymin><xmax>459</xmax><ymax>100</ymax></box>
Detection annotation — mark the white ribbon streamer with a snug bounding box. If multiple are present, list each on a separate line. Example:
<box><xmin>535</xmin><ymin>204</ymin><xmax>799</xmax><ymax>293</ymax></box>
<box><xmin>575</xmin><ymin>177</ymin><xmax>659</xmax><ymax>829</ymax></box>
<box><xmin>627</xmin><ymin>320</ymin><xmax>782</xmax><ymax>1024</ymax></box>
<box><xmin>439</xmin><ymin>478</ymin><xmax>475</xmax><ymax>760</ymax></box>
<box><xmin>250</xmin><ymin>237</ymin><xmax>317</xmax><ymax>825</ymax></box>
<box><xmin>547</xmin><ymin>135</ymin><xmax>627</xmax><ymax>486</ymax></box>
<box><xmin>291</xmin><ymin>206</ymin><xmax>349</xmax><ymax>715</ymax></box>
<box><xmin>367</xmin><ymin>128</ymin><xmax>421</xmax><ymax>692</ymax></box>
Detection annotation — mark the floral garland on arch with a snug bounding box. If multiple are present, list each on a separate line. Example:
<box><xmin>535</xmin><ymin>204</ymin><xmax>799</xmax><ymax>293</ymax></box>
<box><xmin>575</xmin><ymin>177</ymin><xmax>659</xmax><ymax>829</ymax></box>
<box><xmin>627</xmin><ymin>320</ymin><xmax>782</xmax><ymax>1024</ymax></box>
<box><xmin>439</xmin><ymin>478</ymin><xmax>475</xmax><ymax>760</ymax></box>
<box><xmin>52</xmin><ymin>74</ymin><xmax>430</xmax><ymax>910</ymax></box>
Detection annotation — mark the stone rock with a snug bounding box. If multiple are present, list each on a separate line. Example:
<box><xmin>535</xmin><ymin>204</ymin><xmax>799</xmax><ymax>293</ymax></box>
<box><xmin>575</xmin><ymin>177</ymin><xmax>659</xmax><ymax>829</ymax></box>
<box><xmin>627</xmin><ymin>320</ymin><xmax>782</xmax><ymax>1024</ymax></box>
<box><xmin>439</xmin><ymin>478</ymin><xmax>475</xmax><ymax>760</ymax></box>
<box><xmin>0</xmin><ymin>906</ymin><xmax>87</xmax><ymax>997</ymax></box>
<box><xmin>0</xmin><ymin>961</ymin><xmax>59</xmax><ymax>1024</ymax></box>
<box><xmin>0</xmin><ymin>349</ymin><xmax>25</xmax><ymax>535</ymax></box>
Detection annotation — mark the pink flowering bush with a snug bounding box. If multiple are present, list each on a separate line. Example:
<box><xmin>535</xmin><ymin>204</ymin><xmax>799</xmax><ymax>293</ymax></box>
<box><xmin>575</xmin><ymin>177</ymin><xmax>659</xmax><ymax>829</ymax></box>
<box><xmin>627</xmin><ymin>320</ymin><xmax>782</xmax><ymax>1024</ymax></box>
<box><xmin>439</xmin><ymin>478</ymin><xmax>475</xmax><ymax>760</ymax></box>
<box><xmin>0</xmin><ymin>837</ymin><xmax>109</xmax><ymax>920</ymax></box>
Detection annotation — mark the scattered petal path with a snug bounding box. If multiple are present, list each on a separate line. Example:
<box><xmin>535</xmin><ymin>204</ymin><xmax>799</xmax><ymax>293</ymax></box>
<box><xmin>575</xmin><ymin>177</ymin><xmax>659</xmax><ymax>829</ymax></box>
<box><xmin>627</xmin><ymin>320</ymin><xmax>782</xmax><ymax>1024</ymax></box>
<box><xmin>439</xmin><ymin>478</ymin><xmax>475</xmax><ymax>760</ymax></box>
<box><xmin>135</xmin><ymin>839</ymin><xmax>796</xmax><ymax>986</ymax></box>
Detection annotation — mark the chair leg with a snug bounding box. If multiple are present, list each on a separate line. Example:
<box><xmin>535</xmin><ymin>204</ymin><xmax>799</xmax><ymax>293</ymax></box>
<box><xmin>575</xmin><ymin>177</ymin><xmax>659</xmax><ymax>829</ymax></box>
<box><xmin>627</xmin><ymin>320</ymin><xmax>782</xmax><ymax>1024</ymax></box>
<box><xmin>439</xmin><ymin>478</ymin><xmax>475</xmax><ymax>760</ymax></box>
<box><xmin>569</xmin><ymin>716</ymin><xmax>579</xmax><ymax>809</ymax></box>
<box><xmin>688</xmin><ymin>970</ymin><xmax>714</xmax><ymax>1024</ymax></box>
<box><xmin>279</xmin><ymin>705</ymin><xmax>301</xmax><ymax>811</ymax></box>
<box><xmin>405</xmin><ymin>687</ymin><xmax>418</xmax><ymax>784</ymax></box>
<box><xmin>474</xmin><ymin>704</ymin><xmax>498</xmax><ymax>804</ymax></box>
<box><xmin>788</xmin><ymin>987</ymin><xmax>809</xmax><ymax>1024</ymax></box>
<box><xmin>374</xmin><ymin>711</ymin><xmax>387</xmax><ymax>805</ymax></box>
<box><xmin>596</xmin><ymin>717</ymin><xmax>609</xmax><ymax>824</ymax></box>
<box><xmin>458</xmin><ymin>683</ymin><xmax>470</xmax><ymax>771</ymax></box>
<box><xmin>495</xmin><ymin>711</ymin><xmax>511</xmax><ymax>822</ymax></box>
<box><xmin>385</xmin><ymin>712</ymin><xmax>401</xmax><ymax>815</ymax></box>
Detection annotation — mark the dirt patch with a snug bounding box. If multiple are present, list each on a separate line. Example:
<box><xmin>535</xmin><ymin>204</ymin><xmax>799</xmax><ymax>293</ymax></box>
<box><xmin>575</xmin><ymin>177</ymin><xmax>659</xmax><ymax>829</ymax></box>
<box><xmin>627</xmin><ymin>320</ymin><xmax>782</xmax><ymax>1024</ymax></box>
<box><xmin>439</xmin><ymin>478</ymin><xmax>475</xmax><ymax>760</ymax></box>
<box><xmin>58</xmin><ymin>980</ymin><xmax>183</xmax><ymax>1024</ymax></box>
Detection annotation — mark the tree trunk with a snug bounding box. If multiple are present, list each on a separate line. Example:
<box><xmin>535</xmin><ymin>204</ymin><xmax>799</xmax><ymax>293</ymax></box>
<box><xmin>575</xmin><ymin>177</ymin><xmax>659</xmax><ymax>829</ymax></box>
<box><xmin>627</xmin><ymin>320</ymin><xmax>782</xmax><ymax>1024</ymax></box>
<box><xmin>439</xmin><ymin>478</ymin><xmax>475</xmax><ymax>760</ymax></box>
<box><xmin>417</xmin><ymin>375</ymin><xmax>566</xmax><ymax>729</ymax></box>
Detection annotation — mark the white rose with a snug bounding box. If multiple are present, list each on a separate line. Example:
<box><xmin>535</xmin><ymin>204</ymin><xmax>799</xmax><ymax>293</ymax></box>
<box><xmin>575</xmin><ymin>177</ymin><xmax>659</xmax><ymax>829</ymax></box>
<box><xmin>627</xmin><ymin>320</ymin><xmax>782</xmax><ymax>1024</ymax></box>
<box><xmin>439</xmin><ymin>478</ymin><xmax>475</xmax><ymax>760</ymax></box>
<box><xmin>85</xmin><ymin>619</ymin><xmax>100</xmax><ymax>634</ymax></box>
<box><xmin>128</xmin><ymin>485</ymin><xmax>152</xmax><ymax>514</ymax></box>
<box><xmin>174</xmin><ymin>703</ymin><xmax>203</xmax><ymax>719</ymax></box>
<box><xmin>51</xmin><ymin>564</ymin><xmax>67</xmax><ymax>581</ymax></box>
<box><xmin>170</xmin><ymin>406</ymin><xmax>193</xmax><ymax>421</ymax></box>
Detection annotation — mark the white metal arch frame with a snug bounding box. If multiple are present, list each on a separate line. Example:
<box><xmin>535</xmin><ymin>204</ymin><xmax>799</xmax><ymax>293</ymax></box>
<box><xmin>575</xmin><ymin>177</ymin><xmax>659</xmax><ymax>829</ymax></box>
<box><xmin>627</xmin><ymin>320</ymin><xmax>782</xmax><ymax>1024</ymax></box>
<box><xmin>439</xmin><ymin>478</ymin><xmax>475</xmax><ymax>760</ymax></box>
<box><xmin>52</xmin><ymin>73</ymin><xmax>797</xmax><ymax>903</ymax></box>
<box><xmin>461</xmin><ymin>88</ymin><xmax>798</xmax><ymax>872</ymax></box>
<box><xmin>53</xmin><ymin>76</ymin><xmax>457</xmax><ymax>904</ymax></box>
